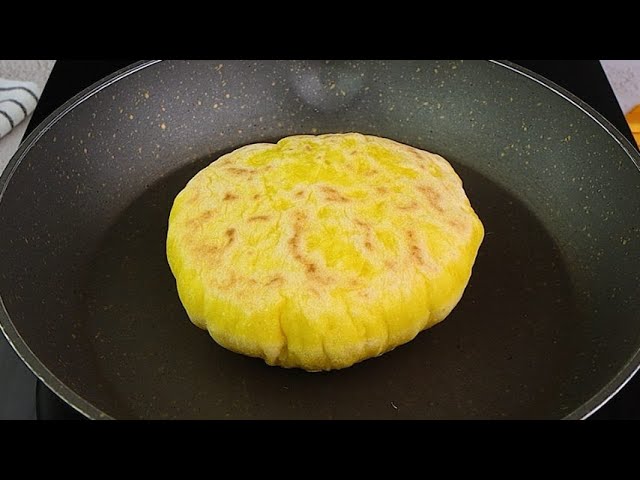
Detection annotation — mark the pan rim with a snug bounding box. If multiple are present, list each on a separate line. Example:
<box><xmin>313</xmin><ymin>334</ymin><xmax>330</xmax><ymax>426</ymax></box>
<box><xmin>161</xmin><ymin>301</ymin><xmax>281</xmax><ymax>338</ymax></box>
<box><xmin>0</xmin><ymin>60</ymin><xmax>161</xmax><ymax>421</ymax></box>
<box><xmin>0</xmin><ymin>59</ymin><xmax>639</xmax><ymax>420</ymax></box>
<box><xmin>491</xmin><ymin>60</ymin><xmax>640</xmax><ymax>420</ymax></box>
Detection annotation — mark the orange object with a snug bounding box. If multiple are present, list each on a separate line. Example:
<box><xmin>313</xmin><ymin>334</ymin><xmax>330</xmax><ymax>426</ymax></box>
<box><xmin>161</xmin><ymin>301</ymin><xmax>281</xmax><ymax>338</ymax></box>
<box><xmin>625</xmin><ymin>104</ymin><xmax>640</xmax><ymax>144</ymax></box>
<box><xmin>625</xmin><ymin>104</ymin><xmax>640</xmax><ymax>129</ymax></box>
<box><xmin>625</xmin><ymin>104</ymin><xmax>640</xmax><ymax>147</ymax></box>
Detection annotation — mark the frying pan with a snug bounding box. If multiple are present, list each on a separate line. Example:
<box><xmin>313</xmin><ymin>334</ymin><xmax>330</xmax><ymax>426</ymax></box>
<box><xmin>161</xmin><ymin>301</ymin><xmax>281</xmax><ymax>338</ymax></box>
<box><xmin>1</xmin><ymin>60</ymin><xmax>639</xmax><ymax>419</ymax></box>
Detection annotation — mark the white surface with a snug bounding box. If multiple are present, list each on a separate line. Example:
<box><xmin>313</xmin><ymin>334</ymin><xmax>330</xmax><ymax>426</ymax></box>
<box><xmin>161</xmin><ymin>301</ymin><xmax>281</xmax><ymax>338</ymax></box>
<box><xmin>0</xmin><ymin>60</ymin><xmax>55</xmax><ymax>173</ymax></box>
<box><xmin>601</xmin><ymin>60</ymin><xmax>640</xmax><ymax>115</ymax></box>
<box><xmin>0</xmin><ymin>78</ymin><xmax>42</xmax><ymax>138</ymax></box>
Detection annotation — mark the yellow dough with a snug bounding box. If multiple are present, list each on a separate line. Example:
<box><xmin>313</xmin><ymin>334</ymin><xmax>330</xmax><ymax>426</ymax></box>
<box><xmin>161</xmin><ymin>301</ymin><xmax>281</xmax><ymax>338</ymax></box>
<box><xmin>166</xmin><ymin>133</ymin><xmax>484</xmax><ymax>371</ymax></box>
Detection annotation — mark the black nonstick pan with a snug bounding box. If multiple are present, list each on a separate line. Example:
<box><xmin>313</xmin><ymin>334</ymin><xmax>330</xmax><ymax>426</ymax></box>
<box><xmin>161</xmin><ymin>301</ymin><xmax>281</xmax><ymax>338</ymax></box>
<box><xmin>1</xmin><ymin>60</ymin><xmax>639</xmax><ymax>419</ymax></box>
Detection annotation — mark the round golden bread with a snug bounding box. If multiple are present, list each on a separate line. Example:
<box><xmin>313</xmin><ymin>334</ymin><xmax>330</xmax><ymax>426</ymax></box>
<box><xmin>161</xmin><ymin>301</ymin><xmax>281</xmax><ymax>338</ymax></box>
<box><xmin>166</xmin><ymin>133</ymin><xmax>484</xmax><ymax>371</ymax></box>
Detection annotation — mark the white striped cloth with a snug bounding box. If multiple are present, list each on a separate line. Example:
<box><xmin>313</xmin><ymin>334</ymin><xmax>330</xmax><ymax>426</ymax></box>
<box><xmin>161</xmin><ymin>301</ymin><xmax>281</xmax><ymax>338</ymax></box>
<box><xmin>0</xmin><ymin>78</ymin><xmax>42</xmax><ymax>139</ymax></box>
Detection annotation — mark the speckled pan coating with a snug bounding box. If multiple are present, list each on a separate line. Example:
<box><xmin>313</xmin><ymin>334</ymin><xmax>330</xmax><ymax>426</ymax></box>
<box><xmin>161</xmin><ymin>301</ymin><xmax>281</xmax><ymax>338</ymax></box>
<box><xmin>0</xmin><ymin>60</ymin><xmax>639</xmax><ymax>419</ymax></box>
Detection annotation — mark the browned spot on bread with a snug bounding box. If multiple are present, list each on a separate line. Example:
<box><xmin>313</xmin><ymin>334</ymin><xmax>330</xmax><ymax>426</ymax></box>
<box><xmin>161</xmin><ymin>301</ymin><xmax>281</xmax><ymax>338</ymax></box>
<box><xmin>448</xmin><ymin>218</ymin><xmax>466</xmax><ymax>234</ymax></box>
<box><xmin>287</xmin><ymin>237</ymin><xmax>299</xmax><ymax>255</ymax></box>
<box><xmin>295</xmin><ymin>190</ymin><xmax>305</xmax><ymax>198</ymax></box>
<box><xmin>384</xmin><ymin>260</ymin><xmax>395</xmax><ymax>269</ymax></box>
<box><xmin>354</xmin><ymin>219</ymin><xmax>370</xmax><ymax>229</ymax></box>
<box><xmin>288</xmin><ymin>211</ymin><xmax>330</xmax><ymax>285</ymax></box>
<box><xmin>417</xmin><ymin>184</ymin><xmax>444</xmax><ymax>213</ymax></box>
<box><xmin>226</xmin><ymin>167</ymin><xmax>254</xmax><ymax>176</ymax></box>
<box><xmin>185</xmin><ymin>191</ymin><xmax>201</xmax><ymax>206</ymax></box>
<box><xmin>265</xmin><ymin>275</ymin><xmax>284</xmax><ymax>286</ymax></box>
<box><xmin>193</xmin><ymin>244</ymin><xmax>219</xmax><ymax>260</ymax></box>
<box><xmin>248</xmin><ymin>215</ymin><xmax>270</xmax><ymax>222</ymax></box>
<box><xmin>397</xmin><ymin>201</ymin><xmax>419</xmax><ymax>211</ymax></box>
<box><xmin>252</xmin><ymin>193</ymin><xmax>261</xmax><ymax>200</ymax></box>
<box><xmin>186</xmin><ymin>210</ymin><xmax>215</xmax><ymax>228</ymax></box>
<box><xmin>220</xmin><ymin>272</ymin><xmax>238</xmax><ymax>290</ymax></box>
<box><xmin>354</xmin><ymin>219</ymin><xmax>374</xmax><ymax>250</ymax></box>
<box><xmin>376</xmin><ymin>186</ymin><xmax>388</xmax><ymax>195</ymax></box>
<box><xmin>223</xmin><ymin>192</ymin><xmax>238</xmax><ymax>201</ymax></box>
<box><xmin>350</xmin><ymin>278</ymin><xmax>366</xmax><ymax>291</ymax></box>
<box><xmin>408</xmin><ymin>148</ymin><xmax>423</xmax><ymax>160</ymax></box>
<box><xmin>411</xmin><ymin>245</ymin><xmax>424</xmax><ymax>265</ymax></box>
<box><xmin>288</xmin><ymin>215</ymin><xmax>304</xmax><ymax>263</ymax></box>
<box><xmin>321</xmin><ymin>186</ymin><xmax>350</xmax><ymax>203</ymax></box>
<box><xmin>406</xmin><ymin>229</ymin><xmax>425</xmax><ymax>265</ymax></box>
<box><xmin>225</xmin><ymin>228</ymin><xmax>236</xmax><ymax>245</ymax></box>
<box><xmin>293</xmin><ymin>211</ymin><xmax>307</xmax><ymax>223</ymax></box>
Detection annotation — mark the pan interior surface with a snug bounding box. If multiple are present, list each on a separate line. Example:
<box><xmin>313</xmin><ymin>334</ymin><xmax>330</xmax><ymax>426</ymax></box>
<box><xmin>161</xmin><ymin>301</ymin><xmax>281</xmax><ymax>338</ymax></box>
<box><xmin>1</xmin><ymin>60</ymin><xmax>639</xmax><ymax>419</ymax></box>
